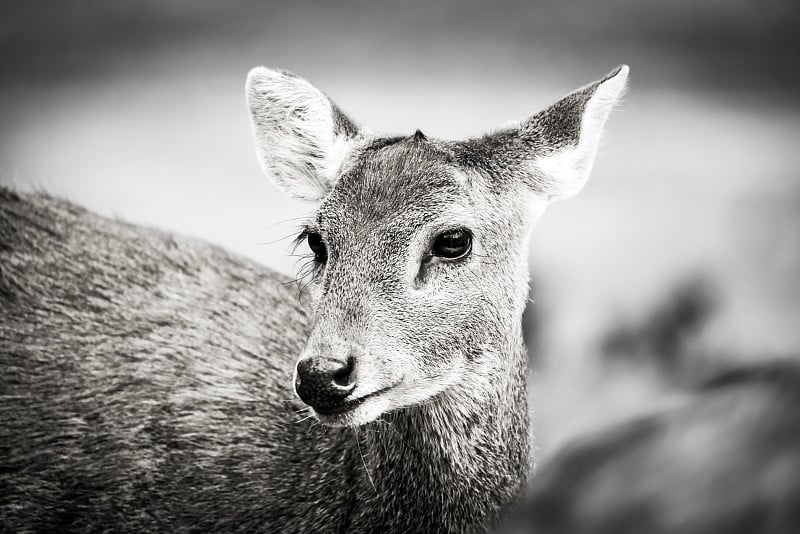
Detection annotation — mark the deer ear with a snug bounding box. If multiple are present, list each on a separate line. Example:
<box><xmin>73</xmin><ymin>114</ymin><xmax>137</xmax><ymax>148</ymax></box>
<box><xmin>532</xmin><ymin>65</ymin><xmax>628</xmax><ymax>201</ymax></box>
<box><xmin>462</xmin><ymin>65</ymin><xmax>628</xmax><ymax>202</ymax></box>
<box><xmin>246</xmin><ymin>67</ymin><xmax>362</xmax><ymax>201</ymax></box>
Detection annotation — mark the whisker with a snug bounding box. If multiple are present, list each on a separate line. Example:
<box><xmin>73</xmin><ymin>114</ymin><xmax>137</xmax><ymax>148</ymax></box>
<box><xmin>255</xmin><ymin>230</ymin><xmax>308</xmax><ymax>246</ymax></box>
<box><xmin>353</xmin><ymin>428</ymin><xmax>377</xmax><ymax>493</ymax></box>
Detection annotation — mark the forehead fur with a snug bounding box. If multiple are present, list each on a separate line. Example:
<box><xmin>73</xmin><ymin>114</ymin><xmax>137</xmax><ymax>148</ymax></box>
<box><xmin>319</xmin><ymin>135</ymin><xmax>464</xmax><ymax>226</ymax></box>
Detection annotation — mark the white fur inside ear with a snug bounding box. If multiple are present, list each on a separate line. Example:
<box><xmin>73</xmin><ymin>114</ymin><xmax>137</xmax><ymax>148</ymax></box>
<box><xmin>246</xmin><ymin>67</ymin><xmax>358</xmax><ymax>201</ymax></box>
<box><xmin>537</xmin><ymin>65</ymin><xmax>629</xmax><ymax>202</ymax></box>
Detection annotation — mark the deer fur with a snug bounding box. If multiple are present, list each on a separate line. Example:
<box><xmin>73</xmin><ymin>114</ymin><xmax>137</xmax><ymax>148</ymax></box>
<box><xmin>0</xmin><ymin>65</ymin><xmax>628</xmax><ymax>533</ymax></box>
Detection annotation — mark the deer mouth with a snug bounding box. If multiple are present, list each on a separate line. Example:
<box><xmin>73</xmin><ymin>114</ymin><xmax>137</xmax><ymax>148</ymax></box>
<box><xmin>313</xmin><ymin>385</ymin><xmax>395</xmax><ymax>423</ymax></box>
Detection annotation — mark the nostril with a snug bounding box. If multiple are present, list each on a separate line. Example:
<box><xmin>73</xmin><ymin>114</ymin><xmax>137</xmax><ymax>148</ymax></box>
<box><xmin>295</xmin><ymin>355</ymin><xmax>357</xmax><ymax>410</ymax></box>
<box><xmin>332</xmin><ymin>356</ymin><xmax>355</xmax><ymax>387</ymax></box>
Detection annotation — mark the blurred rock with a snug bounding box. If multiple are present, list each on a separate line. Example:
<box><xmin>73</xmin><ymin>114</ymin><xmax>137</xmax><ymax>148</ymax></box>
<box><xmin>505</xmin><ymin>360</ymin><xmax>800</xmax><ymax>534</ymax></box>
<box><xmin>601</xmin><ymin>276</ymin><xmax>718</xmax><ymax>375</ymax></box>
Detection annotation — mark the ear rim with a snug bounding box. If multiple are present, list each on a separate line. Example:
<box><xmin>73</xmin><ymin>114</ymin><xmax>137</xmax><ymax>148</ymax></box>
<box><xmin>534</xmin><ymin>64</ymin><xmax>629</xmax><ymax>202</ymax></box>
<box><xmin>245</xmin><ymin>67</ymin><xmax>363</xmax><ymax>202</ymax></box>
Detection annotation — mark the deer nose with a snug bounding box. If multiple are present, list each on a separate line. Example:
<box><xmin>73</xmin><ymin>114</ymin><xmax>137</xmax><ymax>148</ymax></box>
<box><xmin>294</xmin><ymin>356</ymin><xmax>356</xmax><ymax>410</ymax></box>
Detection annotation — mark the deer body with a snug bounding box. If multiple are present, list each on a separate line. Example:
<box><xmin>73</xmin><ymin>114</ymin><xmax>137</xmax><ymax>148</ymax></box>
<box><xmin>0</xmin><ymin>190</ymin><xmax>524</xmax><ymax>532</ymax></box>
<box><xmin>0</xmin><ymin>65</ymin><xmax>628</xmax><ymax>532</ymax></box>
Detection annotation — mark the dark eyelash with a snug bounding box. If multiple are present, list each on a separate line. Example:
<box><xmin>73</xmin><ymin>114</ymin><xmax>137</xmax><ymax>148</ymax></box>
<box><xmin>292</xmin><ymin>228</ymin><xmax>310</xmax><ymax>251</ymax></box>
<box><xmin>291</xmin><ymin>226</ymin><xmax>327</xmax><ymax>273</ymax></box>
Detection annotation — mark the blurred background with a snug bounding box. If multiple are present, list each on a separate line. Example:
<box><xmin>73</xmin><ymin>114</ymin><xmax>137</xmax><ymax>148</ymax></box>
<box><xmin>2</xmin><ymin>0</ymin><xmax>799</xmax><ymax>456</ymax></box>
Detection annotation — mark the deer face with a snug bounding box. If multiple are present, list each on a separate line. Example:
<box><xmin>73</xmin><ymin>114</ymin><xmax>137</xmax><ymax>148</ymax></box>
<box><xmin>293</xmin><ymin>141</ymin><xmax>537</xmax><ymax>426</ymax></box>
<box><xmin>246</xmin><ymin>66</ymin><xmax>628</xmax><ymax>426</ymax></box>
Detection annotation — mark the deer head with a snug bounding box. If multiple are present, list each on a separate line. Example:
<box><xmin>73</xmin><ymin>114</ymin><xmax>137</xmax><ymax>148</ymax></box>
<box><xmin>246</xmin><ymin>65</ymin><xmax>628</xmax><ymax>426</ymax></box>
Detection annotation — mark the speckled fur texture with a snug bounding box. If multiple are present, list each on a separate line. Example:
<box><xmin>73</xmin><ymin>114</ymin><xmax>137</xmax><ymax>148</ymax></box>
<box><xmin>1</xmin><ymin>65</ymin><xmax>627</xmax><ymax>533</ymax></box>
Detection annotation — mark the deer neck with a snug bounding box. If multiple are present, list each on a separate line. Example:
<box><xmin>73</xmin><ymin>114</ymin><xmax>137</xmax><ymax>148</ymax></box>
<box><xmin>349</xmin><ymin>338</ymin><xmax>529</xmax><ymax>532</ymax></box>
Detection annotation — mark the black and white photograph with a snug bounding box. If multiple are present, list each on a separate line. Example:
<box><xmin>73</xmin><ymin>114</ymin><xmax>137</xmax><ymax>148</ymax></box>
<box><xmin>1</xmin><ymin>1</ymin><xmax>799</xmax><ymax>532</ymax></box>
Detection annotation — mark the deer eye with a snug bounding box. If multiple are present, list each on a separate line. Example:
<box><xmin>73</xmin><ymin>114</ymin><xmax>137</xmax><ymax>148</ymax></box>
<box><xmin>306</xmin><ymin>231</ymin><xmax>327</xmax><ymax>263</ymax></box>
<box><xmin>432</xmin><ymin>228</ymin><xmax>472</xmax><ymax>260</ymax></box>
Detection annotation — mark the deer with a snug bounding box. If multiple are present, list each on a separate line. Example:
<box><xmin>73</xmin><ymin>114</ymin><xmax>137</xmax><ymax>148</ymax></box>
<box><xmin>0</xmin><ymin>64</ymin><xmax>628</xmax><ymax>533</ymax></box>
